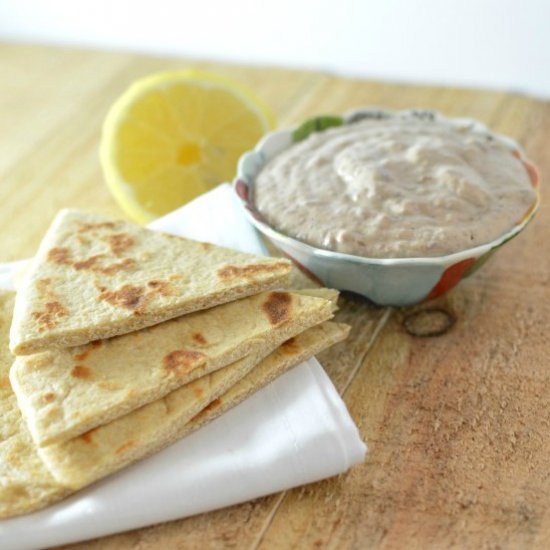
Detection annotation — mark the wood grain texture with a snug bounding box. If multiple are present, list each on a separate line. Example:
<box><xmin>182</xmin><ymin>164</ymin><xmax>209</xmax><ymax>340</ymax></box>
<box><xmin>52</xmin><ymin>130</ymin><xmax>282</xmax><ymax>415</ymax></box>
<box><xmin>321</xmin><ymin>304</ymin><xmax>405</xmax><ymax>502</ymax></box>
<box><xmin>0</xmin><ymin>43</ymin><xmax>548</xmax><ymax>549</ymax></box>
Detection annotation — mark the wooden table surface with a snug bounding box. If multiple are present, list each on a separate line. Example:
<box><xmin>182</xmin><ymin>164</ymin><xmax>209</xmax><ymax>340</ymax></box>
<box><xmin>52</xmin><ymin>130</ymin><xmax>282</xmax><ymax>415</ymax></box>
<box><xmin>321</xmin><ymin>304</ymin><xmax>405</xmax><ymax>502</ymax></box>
<box><xmin>1</xmin><ymin>43</ymin><xmax>549</xmax><ymax>549</ymax></box>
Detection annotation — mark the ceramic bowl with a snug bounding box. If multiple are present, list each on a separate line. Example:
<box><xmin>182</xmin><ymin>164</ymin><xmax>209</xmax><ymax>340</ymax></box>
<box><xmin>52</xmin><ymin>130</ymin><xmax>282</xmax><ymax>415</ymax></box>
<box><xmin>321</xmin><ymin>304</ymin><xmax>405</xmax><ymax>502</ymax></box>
<box><xmin>233</xmin><ymin>108</ymin><xmax>540</xmax><ymax>306</ymax></box>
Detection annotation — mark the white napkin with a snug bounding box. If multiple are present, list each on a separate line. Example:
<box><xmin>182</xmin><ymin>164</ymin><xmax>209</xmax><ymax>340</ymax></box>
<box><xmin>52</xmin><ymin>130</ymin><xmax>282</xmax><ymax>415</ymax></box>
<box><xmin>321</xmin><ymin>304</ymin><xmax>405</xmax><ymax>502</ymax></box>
<box><xmin>0</xmin><ymin>184</ymin><xmax>366</xmax><ymax>550</ymax></box>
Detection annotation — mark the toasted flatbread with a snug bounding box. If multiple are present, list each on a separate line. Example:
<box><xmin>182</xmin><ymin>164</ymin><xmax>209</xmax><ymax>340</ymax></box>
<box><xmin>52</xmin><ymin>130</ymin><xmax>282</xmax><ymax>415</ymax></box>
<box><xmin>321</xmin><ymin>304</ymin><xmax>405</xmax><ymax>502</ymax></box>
<box><xmin>0</xmin><ymin>291</ymin><xmax>68</xmax><ymax>519</ymax></box>
<box><xmin>39</xmin><ymin>321</ymin><xmax>350</xmax><ymax>489</ymax></box>
<box><xmin>1</xmin><ymin>286</ymin><xmax>348</xmax><ymax>518</ymax></box>
<box><xmin>11</xmin><ymin>291</ymin><xmax>334</xmax><ymax>446</ymax></box>
<box><xmin>10</xmin><ymin>209</ymin><xmax>291</xmax><ymax>355</ymax></box>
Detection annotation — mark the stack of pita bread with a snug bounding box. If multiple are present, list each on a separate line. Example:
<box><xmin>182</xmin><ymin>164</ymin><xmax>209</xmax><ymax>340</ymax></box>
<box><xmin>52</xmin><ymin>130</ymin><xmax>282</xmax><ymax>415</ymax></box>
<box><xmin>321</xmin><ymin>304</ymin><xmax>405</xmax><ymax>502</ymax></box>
<box><xmin>1</xmin><ymin>209</ymin><xmax>350</xmax><ymax>519</ymax></box>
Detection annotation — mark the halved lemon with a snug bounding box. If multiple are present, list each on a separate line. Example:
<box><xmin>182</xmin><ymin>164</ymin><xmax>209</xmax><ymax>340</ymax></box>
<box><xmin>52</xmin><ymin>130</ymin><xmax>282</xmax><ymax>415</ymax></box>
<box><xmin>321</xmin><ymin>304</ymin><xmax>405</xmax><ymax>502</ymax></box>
<box><xmin>100</xmin><ymin>70</ymin><xmax>275</xmax><ymax>223</ymax></box>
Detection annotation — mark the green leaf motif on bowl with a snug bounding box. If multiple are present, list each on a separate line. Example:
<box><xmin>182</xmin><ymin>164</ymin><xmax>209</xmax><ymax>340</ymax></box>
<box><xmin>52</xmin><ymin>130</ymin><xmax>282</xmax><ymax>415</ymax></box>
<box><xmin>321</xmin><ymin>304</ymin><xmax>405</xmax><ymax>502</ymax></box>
<box><xmin>292</xmin><ymin>115</ymin><xmax>344</xmax><ymax>142</ymax></box>
<box><xmin>463</xmin><ymin>248</ymin><xmax>498</xmax><ymax>279</ymax></box>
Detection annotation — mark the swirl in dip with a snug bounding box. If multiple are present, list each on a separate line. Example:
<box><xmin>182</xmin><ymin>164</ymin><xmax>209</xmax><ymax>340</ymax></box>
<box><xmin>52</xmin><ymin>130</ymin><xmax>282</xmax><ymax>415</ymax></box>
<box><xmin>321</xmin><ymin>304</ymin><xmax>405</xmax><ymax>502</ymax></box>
<box><xmin>253</xmin><ymin>113</ymin><xmax>536</xmax><ymax>258</ymax></box>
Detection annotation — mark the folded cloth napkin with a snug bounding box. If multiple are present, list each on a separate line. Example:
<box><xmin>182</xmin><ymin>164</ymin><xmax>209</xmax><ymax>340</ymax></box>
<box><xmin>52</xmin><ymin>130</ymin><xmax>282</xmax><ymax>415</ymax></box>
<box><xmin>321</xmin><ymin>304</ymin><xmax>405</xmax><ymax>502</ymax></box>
<box><xmin>0</xmin><ymin>184</ymin><xmax>366</xmax><ymax>550</ymax></box>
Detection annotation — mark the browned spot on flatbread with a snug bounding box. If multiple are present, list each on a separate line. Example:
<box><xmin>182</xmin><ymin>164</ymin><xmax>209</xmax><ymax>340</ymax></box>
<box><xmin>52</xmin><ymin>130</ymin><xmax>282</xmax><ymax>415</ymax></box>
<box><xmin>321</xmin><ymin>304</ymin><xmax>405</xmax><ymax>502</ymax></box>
<box><xmin>193</xmin><ymin>386</ymin><xmax>204</xmax><ymax>399</ymax></box>
<box><xmin>115</xmin><ymin>440</ymin><xmax>136</xmax><ymax>455</ymax></box>
<box><xmin>73</xmin><ymin>340</ymin><xmax>101</xmax><ymax>361</ymax></box>
<box><xmin>203</xmin><ymin>398</ymin><xmax>222</xmax><ymax>413</ymax></box>
<box><xmin>147</xmin><ymin>280</ymin><xmax>173</xmax><ymax>296</ymax></box>
<box><xmin>74</xmin><ymin>255</ymin><xmax>135</xmax><ymax>275</ymax></box>
<box><xmin>47</xmin><ymin>247</ymin><xmax>71</xmax><ymax>265</ymax></box>
<box><xmin>42</xmin><ymin>392</ymin><xmax>56</xmax><ymax>403</ymax></box>
<box><xmin>191</xmin><ymin>398</ymin><xmax>222</xmax><ymax>421</ymax></box>
<box><xmin>80</xmin><ymin>428</ymin><xmax>98</xmax><ymax>444</ymax></box>
<box><xmin>106</xmin><ymin>233</ymin><xmax>134</xmax><ymax>255</ymax></box>
<box><xmin>262</xmin><ymin>291</ymin><xmax>292</xmax><ymax>326</ymax></box>
<box><xmin>192</xmin><ymin>332</ymin><xmax>208</xmax><ymax>346</ymax></box>
<box><xmin>32</xmin><ymin>301</ymin><xmax>68</xmax><ymax>330</ymax></box>
<box><xmin>200</xmin><ymin>242</ymin><xmax>213</xmax><ymax>250</ymax></box>
<box><xmin>73</xmin><ymin>349</ymin><xmax>89</xmax><ymax>361</ymax></box>
<box><xmin>6</xmin><ymin>486</ymin><xmax>29</xmax><ymax>498</ymax></box>
<box><xmin>99</xmin><ymin>281</ymin><xmax>173</xmax><ymax>312</ymax></box>
<box><xmin>163</xmin><ymin>349</ymin><xmax>205</xmax><ymax>375</ymax></box>
<box><xmin>77</xmin><ymin>221</ymin><xmax>117</xmax><ymax>233</ymax></box>
<box><xmin>99</xmin><ymin>258</ymin><xmax>135</xmax><ymax>274</ymax></box>
<box><xmin>217</xmin><ymin>262</ymin><xmax>284</xmax><ymax>280</ymax></box>
<box><xmin>47</xmin><ymin>239</ymin><xmax>135</xmax><ymax>275</ymax></box>
<box><xmin>281</xmin><ymin>336</ymin><xmax>301</xmax><ymax>355</ymax></box>
<box><xmin>0</xmin><ymin>376</ymin><xmax>11</xmax><ymax>389</ymax></box>
<box><xmin>71</xmin><ymin>365</ymin><xmax>92</xmax><ymax>379</ymax></box>
<box><xmin>99</xmin><ymin>284</ymin><xmax>145</xmax><ymax>309</ymax></box>
<box><xmin>73</xmin><ymin>254</ymin><xmax>104</xmax><ymax>270</ymax></box>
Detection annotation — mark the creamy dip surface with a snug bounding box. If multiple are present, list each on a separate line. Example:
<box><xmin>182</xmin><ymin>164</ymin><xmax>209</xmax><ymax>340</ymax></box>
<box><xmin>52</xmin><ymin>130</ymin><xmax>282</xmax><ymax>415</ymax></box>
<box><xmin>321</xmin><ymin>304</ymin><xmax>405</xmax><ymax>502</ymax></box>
<box><xmin>253</xmin><ymin>113</ymin><xmax>536</xmax><ymax>258</ymax></box>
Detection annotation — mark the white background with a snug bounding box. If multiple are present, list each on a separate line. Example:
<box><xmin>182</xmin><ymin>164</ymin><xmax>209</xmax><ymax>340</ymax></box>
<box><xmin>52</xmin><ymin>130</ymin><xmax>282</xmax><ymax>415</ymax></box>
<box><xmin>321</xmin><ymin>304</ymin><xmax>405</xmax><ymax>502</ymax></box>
<box><xmin>0</xmin><ymin>0</ymin><xmax>549</xmax><ymax>98</ymax></box>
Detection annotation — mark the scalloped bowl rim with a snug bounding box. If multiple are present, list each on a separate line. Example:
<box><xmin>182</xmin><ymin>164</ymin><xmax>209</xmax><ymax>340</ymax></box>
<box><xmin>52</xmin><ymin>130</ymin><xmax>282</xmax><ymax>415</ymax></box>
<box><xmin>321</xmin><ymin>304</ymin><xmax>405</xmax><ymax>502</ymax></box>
<box><xmin>235</xmin><ymin>107</ymin><xmax>541</xmax><ymax>267</ymax></box>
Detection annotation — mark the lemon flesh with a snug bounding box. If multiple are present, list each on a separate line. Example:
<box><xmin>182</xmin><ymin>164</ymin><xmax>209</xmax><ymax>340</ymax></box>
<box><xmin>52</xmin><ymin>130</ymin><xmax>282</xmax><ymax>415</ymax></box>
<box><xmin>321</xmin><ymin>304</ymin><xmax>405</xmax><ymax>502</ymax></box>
<box><xmin>100</xmin><ymin>71</ymin><xmax>275</xmax><ymax>223</ymax></box>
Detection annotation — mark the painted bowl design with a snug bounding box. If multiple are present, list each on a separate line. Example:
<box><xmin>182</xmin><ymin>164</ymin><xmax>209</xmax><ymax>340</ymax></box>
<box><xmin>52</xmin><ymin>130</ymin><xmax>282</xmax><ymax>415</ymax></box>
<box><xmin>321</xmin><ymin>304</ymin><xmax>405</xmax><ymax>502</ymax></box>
<box><xmin>233</xmin><ymin>108</ymin><xmax>540</xmax><ymax>306</ymax></box>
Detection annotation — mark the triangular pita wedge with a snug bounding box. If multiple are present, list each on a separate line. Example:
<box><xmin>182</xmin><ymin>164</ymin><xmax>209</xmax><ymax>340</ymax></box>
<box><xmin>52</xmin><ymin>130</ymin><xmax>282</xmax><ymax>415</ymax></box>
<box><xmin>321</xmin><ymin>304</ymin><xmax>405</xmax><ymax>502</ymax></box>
<box><xmin>39</xmin><ymin>321</ymin><xmax>350</xmax><ymax>489</ymax></box>
<box><xmin>10</xmin><ymin>209</ymin><xmax>291</xmax><ymax>355</ymax></box>
<box><xmin>0</xmin><ymin>291</ymin><xmax>68</xmax><ymax>520</ymax></box>
<box><xmin>11</xmin><ymin>291</ymin><xmax>334</xmax><ymax>447</ymax></box>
